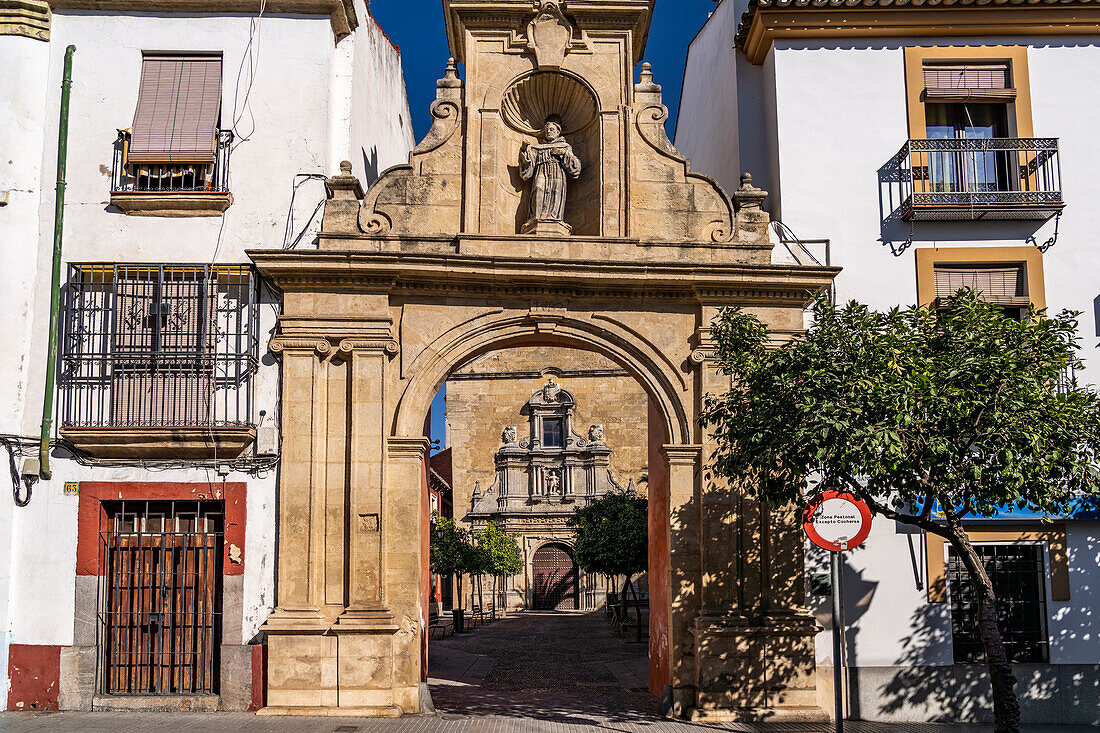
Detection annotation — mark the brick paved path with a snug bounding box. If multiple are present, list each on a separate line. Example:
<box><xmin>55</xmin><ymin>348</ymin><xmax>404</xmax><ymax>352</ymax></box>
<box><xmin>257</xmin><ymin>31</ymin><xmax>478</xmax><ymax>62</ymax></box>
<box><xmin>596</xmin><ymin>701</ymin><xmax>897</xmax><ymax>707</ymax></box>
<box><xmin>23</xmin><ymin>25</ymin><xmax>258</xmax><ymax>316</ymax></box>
<box><xmin>1</xmin><ymin>611</ymin><xmax>1093</xmax><ymax>732</ymax></box>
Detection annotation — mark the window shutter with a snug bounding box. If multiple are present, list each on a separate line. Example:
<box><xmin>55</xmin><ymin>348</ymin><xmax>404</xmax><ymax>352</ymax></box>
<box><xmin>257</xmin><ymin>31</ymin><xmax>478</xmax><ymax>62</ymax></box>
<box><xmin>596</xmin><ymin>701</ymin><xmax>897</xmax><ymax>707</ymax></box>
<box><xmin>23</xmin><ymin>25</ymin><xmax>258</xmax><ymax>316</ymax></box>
<box><xmin>129</xmin><ymin>55</ymin><xmax>222</xmax><ymax>165</ymax></box>
<box><xmin>923</xmin><ymin>63</ymin><xmax>1016</xmax><ymax>102</ymax></box>
<box><xmin>933</xmin><ymin>264</ymin><xmax>1029</xmax><ymax>305</ymax></box>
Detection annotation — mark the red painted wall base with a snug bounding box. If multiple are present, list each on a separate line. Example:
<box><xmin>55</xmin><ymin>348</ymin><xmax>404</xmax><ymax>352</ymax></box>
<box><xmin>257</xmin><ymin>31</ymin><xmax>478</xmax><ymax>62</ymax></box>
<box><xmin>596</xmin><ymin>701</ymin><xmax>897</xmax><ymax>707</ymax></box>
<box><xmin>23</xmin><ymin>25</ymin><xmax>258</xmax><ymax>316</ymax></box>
<box><xmin>7</xmin><ymin>644</ymin><xmax>61</xmax><ymax>711</ymax></box>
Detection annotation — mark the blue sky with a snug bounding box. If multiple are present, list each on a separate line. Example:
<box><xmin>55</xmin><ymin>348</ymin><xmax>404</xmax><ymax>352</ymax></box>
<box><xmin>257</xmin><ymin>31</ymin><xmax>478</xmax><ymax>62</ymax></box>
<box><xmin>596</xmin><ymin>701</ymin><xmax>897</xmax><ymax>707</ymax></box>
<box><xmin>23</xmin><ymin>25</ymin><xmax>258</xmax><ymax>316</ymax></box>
<box><xmin>371</xmin><ymin>0</ymin><xmax>716</xmax><ymax>449</ymax></box>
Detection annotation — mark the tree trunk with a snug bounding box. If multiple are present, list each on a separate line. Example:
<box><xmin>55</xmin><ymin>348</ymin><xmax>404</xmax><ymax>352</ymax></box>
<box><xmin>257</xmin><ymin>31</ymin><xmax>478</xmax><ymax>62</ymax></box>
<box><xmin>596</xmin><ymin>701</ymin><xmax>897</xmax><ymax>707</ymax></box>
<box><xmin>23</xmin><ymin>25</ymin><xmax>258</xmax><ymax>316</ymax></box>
<box><xmin>477</xmin><ymin>574</ymin><xmax>484</xmax><ymax>615</ymax></box>
<box><xmin>457</xmin><ymin>574</ymin><xmax>464</xmax><ymax>611</ymax></box>
<box><xmin>492</xmin><ymin>575</ymin><xmax>498</xmax><ymax>620</ymax></box>
<box><xmin>626</xmin><ymin>574</ymin><xmax>643</xmax><ymax>644</ymax></box>
<box><xmin>947</xmin><ymin>522</ymin><xmax>1021</xmax><ymax>733</ymax></box>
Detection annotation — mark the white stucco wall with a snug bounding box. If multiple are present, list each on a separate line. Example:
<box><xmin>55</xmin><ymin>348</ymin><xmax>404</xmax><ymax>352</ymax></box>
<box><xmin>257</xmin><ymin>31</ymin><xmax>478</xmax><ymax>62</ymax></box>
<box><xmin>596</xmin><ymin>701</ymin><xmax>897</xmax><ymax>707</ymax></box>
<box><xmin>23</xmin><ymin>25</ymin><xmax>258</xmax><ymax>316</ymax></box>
<box><xmin>4</xmin><ymin>8</ymin><xmax>412</xmax><ymax>655</ymax></box>
<box><xmin>349</xmin><ymin>2</ymin><xmax>414</xmax><ymax>187</ymax></box>
<box><xmin>766</xmin><ymin>37</ymin><xmax>1100</xmax><ymax>380</ymax></box>
<box><xmin>0</xmin><ymin>30</ymin><xmax>51</xmax><ymax>701</ymax></box>
<box><xmin>674</xmin><ymin>0</ymin><xmax>741</xmax><ymax>197</ymax></box>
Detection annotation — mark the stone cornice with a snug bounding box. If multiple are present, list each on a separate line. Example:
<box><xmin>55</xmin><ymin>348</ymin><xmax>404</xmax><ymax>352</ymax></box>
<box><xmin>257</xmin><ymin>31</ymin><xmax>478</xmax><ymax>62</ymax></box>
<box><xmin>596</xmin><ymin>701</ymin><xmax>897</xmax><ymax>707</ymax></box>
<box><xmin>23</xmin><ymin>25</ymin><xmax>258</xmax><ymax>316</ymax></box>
<box><xmin>387</xmin><ymin>437</ymin><xmax>432</xmax><ymax>459</ymax></box>
<box><xmin>444</xmin><ymin>0</ymin><xmax>653</xmax><ymax>64</ymax></box>
<box><xmin>1</xmin><ymin>0</ymin><xmax>50</xmax><ymax>40</ymax></box>
<box><xmin>736</xmin><ymin>0</ymin><xmax>1100</xmax><ymax>64</ymax></box>
<box><xmin>248</xmin><ymin>249</ymin><xmax>838</xmax><ymax>307</ymax></box>
<box><xmin>660</xmin><ymin>444</ymin><xmax>703</xmax><ymax>465</ymax></box>
<box><xmin>49</xmin><ymin>0</ymin><xmax>357</xmax><ymax>36</ymax></box>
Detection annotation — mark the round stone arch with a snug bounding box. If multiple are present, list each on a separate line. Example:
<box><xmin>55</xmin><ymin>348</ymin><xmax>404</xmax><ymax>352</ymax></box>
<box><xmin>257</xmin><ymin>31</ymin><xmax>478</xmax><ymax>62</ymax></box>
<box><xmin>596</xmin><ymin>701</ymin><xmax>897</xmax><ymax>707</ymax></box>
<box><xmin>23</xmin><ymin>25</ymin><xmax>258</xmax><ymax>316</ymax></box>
<box><xmin>391</xmin><ymin>310</ymin><xmax>692</xmax><ymax>448</ymax></box>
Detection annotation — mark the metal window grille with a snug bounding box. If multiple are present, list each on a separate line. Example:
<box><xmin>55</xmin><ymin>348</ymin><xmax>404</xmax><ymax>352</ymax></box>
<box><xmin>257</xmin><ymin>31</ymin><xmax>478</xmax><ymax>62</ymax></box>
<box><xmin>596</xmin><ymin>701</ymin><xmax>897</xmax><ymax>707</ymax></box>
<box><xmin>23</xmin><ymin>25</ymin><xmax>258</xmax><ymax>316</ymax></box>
<box><xmin>60</xmin><ymin>264</ymin><xmax>258</xmax><ymax>428</ymax></box>
<box><xmin>112</xmin><ymin>129</ymin><xmax>233</xmax><ymax>194</ymax></box>
<box><xmin>947</xmin><ymin>544</ymin><xmax>1050</xmax><ymax>664</ymax></box>
<box><xmin>97</xmin><ymin>500</ymin><xmax>224</xmax><ymax>695</ymax></box>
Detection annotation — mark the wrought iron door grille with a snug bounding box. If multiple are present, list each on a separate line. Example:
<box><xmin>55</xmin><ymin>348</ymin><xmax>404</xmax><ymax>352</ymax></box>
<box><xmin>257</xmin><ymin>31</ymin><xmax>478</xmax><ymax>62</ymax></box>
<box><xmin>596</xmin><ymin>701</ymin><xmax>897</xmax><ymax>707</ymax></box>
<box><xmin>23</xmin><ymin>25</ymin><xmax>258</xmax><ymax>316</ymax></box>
<box><xmin>97</xmin><ymin>500</ymin><xmax>224</xmax><ymax>695</ymax></box>
<box><xmin>947</xmin><ymin>543</ymin><xmax>1050</xmax><ymax>664</ymax></box>
<box><xmin>60</xmin><ymin>264</ymin><xmax>258</xmax><ymax>428</ymax></box>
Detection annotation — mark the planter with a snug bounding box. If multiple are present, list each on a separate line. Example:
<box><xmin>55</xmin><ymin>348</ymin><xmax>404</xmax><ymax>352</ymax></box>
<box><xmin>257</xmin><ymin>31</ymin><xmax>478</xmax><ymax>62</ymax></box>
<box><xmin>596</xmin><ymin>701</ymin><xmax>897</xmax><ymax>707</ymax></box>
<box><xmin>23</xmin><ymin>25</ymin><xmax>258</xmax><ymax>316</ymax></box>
<box><xmin>451</xmin><ymin>607</ymin><xmax>465</xmax><ymax>634</ymax></box>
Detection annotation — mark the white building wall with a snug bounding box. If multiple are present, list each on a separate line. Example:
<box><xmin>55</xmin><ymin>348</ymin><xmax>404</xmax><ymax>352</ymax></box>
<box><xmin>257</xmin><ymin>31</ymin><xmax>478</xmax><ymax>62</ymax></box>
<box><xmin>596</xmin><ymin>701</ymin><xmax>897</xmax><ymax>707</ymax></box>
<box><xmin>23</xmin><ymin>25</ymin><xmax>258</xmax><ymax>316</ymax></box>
<box><xmin>765</xmin><ymin>36</ymin><xmax>1100</xmax><ymax>669</ymax></box>
<box><xmin>767</xmin><ymin>37</ymin><xmax>1100</xmax><ymax>378</ymax></box>
<box><xmin>0</xmin><ymin>29</ymin><xmax>51</xmax><ymax>703</ymax></box>
<box><xmin>4</xmin><ymin>8</ymin><xmax>413</xmax><ymax>663</ymax></box>
<box><xmin>678</xmin><ymin>21</ymin><xmax>1100</xmax><ymax>723</ymax></box>
<box><xmin>349</xmin><ymin>0</ymin><xmax>414</xmax><ymax>186</ymax></box>
<box><xmin>674</xmin><ymin>0</ymin><xmax>741</xmax><ymax>197</ymax></box>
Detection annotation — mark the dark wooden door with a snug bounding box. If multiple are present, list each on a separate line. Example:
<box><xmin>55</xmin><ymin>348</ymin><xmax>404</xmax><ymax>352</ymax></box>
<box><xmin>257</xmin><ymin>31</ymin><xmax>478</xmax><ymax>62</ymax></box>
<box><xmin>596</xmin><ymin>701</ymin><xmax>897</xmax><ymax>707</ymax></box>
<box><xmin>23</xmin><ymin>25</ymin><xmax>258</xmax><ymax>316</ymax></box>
<box><xmin>100</xmin><ymin>501</ymin><xmax>222</xmax><ymax>695</ymax></box>
<box><xmin>531</xmin><ymin>544</ymin><xmax>578</xmax><ymax>610</ymax></box>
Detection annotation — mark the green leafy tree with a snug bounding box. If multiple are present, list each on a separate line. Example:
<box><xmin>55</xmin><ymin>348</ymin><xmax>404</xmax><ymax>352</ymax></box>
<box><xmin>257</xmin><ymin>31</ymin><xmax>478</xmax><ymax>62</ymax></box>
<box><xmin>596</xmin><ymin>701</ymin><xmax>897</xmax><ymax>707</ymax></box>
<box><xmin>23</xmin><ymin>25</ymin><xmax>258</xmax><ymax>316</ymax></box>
<box><xmin>474</xmin><ymin>521</ymin><xmax>523</xmax><ymax>618</ymax></box>
<box><xmin>430</xmin><ymin>514</ymin><xmax>478</xmax><ymax>611</ymax></box>
<box><xmin>701</xmin><ymin>292</ymin><xmax>1100</xmax><ymax>733</ymax></box>
<box><xmin>569</xmin><ymin>492</ymin><xmax>648</xmax><ymax>641</ymax></box>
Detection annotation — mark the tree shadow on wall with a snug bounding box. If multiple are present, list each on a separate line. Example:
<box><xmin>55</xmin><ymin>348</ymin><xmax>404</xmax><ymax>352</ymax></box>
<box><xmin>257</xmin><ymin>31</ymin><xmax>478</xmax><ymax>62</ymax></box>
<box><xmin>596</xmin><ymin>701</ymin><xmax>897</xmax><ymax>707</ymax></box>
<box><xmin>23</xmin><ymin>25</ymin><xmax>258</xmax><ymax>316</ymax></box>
<box><xmin>670</xmin><ymin>479</ymin><xmax>821</xmax><ymax>716</ymax></box>
<box><xmin>877</xmin><ymin>530</ymin><xmax>1100</xmax><ymax>725</ymax></box>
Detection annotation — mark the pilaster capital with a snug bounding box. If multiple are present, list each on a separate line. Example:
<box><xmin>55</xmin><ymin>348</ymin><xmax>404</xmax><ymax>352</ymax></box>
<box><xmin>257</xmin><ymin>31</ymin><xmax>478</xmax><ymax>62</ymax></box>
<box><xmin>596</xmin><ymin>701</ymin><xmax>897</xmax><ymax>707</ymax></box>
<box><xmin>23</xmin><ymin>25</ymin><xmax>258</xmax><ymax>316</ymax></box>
<box><xmin>661</xmin><ymin>444</ymin><xmax>703</xmax><ymax>466</ymax></box>
<box><xmin>337</xmin><ymin>337</ymin><xmax>399</xmax><ymax>358</ymax></box>
<box><xmin>387</xmin><ymin>436</ymin><xmax>432</xmax><ymax>459</ymax></box>
<box><xmin>269</xmin><ymin>337</ymin><xmax>333</xmax><ymax>358</ymax></box>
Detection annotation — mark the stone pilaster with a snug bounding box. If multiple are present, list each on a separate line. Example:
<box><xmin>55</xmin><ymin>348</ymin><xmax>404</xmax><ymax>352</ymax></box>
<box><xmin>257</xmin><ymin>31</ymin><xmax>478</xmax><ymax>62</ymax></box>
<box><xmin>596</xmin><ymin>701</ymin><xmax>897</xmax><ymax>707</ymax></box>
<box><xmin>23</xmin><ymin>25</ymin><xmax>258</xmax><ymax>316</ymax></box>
<box><xmin>334</xmin><ymin>337</ymin><xmax>399</xmax><ymax>624</ymax></box>
<box><xmin>264</xmin><ymin>338</ymin><xmax>332</xmax><ymax>628</ymax></box>
<box><xmin>261</xmin><ymin>338</ymin><xmax>335</xmax><ymax>712</ymax></box>
<box><xmin>661</xmin><ymin>444</ymin><xmax>703</xmax><ymax>714</ymax></box>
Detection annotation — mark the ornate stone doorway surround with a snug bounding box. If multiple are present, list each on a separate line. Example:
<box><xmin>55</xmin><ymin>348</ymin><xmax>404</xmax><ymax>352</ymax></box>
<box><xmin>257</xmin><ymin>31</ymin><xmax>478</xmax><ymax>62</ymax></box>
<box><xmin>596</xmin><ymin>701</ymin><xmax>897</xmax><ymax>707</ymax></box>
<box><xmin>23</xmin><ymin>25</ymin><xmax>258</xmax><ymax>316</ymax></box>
<box><xmin>249</xmin><ymin>0</ymin><xmax>838</xmax><ymax>721</ymax></box>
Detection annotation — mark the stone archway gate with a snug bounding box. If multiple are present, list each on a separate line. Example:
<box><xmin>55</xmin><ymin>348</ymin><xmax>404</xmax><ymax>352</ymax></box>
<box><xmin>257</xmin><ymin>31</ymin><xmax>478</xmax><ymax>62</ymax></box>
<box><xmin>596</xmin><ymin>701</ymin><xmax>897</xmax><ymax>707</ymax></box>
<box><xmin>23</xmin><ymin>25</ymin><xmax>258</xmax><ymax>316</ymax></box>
<box><xmin>250</xmin><ymin>0</ymin><xmax>837</xmax><ymax>721</ymax></box>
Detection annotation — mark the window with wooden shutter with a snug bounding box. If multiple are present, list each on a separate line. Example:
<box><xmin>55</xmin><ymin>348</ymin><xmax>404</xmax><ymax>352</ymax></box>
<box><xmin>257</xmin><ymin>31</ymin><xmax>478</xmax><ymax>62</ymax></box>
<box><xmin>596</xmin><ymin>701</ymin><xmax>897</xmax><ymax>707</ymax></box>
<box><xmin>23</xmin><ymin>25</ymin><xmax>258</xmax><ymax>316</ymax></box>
<box><xmin>129</xmin><ymin>54</ymin><xmax>223</xmax><ymax>165</ymax></box>
<box><xmin>923</xmin><ymin>62</ymin><xmax>1016</xmax><ymax>102</ymax></box>
<box><xmin>933</xmin><ymin>263</ymin><xmax>1029</xmax><ymax>306</ymax></box>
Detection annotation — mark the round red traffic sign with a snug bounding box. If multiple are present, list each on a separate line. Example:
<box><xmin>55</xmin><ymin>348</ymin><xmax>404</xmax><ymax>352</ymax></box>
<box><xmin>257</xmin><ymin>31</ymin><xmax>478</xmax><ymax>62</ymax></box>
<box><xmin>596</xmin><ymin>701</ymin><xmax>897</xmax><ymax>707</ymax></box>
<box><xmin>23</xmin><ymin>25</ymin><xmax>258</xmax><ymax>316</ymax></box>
<box><xmin>803</xmin><ymin>491</ymin><xmax>873</xmax><ymax>551</ymax></box>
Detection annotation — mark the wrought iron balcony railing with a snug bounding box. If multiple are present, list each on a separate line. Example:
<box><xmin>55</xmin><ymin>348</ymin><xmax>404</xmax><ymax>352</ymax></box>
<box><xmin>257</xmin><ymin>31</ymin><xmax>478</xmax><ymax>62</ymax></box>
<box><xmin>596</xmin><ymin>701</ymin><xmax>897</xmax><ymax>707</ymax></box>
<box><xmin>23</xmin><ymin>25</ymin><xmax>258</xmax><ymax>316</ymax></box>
<box><xmin>59</xmin><ymin>264</ymin><xmax>258</xmax><ymax>430</ymax></box>
<box><xmin>111</xmin><ymin>130</ymin><xmax>233</xmax><ymax>194</ymax></box>
<box><xmin>898</xmin><ymin>138</ymin><xmax>1063</xmax><ymax>221</ymax></box>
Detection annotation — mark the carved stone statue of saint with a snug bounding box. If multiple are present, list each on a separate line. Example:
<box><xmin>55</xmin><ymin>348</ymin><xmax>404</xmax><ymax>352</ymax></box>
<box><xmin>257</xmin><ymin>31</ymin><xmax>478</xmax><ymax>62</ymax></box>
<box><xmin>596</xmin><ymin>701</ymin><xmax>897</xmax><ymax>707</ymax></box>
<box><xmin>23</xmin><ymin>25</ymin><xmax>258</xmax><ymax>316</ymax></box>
<box><xmin>520</xmin><ymin>115</ymin><xmax>581</xmax><ymax>236</ymax></box>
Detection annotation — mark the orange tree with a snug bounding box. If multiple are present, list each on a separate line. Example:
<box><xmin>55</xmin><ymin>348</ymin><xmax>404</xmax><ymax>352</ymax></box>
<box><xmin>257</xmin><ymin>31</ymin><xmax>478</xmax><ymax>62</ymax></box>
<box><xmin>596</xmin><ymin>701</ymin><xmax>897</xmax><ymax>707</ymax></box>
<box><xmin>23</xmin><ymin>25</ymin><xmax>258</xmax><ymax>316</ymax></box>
<box><xmin>701</xmin><ymin>292</ymin><xmax>1100</xmax><ymax>733</ymax></box>
<box><xmin>569</xmin><ymin>492</ymin><xmax>647</xmax><ymax>641</ymax></box>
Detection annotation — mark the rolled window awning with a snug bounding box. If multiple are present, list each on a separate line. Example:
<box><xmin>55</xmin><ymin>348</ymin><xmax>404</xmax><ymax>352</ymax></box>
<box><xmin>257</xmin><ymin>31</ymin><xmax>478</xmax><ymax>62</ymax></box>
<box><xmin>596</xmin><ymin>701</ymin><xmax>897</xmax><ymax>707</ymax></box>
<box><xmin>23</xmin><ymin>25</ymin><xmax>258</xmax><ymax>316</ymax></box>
<box><xmin>923</xmin><ymin>63</ymin><xmax>1016</xmax><ymax>103</ymax></box>
<box><xmin>934</xmin><ymin>263</ymin><xmax>1029</xmax><ymax>306</ymax></box>
<box><xmin>128</xmin><ymin>54</ymin><xmax>222</xmax><ymax>165</ymax></box>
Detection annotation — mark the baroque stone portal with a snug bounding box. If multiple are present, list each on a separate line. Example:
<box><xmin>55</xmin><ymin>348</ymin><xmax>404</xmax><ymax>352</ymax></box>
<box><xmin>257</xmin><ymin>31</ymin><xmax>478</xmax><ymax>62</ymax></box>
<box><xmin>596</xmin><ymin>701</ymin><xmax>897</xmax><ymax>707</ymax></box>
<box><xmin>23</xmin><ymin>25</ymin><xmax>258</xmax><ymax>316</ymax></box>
<box><xmin>467</xmin><ymin>380</ymin><xmax>626</xmax><ymax>610</ymax></box>
<box><xmin>250</xmin><ymin>0</ymin><xmax>838</xmax><ymax>722</ymax></box>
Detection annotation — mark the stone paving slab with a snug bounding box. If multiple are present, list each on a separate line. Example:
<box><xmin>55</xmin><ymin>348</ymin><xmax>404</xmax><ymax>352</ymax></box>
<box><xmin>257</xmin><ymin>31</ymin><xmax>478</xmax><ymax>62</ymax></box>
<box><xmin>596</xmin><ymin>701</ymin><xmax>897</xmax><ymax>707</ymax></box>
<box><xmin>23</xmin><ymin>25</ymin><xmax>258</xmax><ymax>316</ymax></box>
<box><xmin>0</xmin><ymin>711</ymin><xmax>1095</xmax><ymax>732</ymax></box>
<box><xmin>5</xmin><ymin>612</ymin><xmax>1091</xmax><ymax>732</ymax></box>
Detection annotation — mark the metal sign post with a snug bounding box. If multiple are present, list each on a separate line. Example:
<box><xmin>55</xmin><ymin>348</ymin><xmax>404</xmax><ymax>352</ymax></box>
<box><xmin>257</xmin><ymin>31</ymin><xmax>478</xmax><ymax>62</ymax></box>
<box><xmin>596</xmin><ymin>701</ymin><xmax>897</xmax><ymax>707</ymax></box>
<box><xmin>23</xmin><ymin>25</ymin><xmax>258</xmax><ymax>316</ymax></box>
<box><xmin>830</xmin><ymin>550</ymin><xmax>845</xmax><ymax>733</ymax></box>
<box><xmin>803</xmin><ymin>491</ymin><xmax>873</xmax><ymax>733</ymax></box>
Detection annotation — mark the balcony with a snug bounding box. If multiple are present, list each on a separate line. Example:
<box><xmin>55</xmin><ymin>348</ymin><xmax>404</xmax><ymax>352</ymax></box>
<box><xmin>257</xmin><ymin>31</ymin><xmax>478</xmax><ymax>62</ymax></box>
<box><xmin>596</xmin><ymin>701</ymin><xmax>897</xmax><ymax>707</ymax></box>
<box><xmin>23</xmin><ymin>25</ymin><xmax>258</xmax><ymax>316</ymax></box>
<box><xmin>898</xmin><ymin>138</ymin><xmax>1063</xmax><ymax>222</ymax></box>
<box><xmin>110</xmin><ymin>130</ymin><xmax>234</xmax><ymax>217</ymax></box>
<box><xmin>58</xmin><ymin>264</ymin><xmax>258</xmax><ymax>459</ymax></box>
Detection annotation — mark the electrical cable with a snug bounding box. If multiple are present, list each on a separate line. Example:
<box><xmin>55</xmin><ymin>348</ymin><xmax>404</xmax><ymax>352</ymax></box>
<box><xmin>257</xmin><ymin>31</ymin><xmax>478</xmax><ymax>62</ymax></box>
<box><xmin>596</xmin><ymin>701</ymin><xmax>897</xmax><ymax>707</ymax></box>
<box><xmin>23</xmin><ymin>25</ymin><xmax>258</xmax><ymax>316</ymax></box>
<box><xmin>282</xmin><ymin>173</ymin><xmax>329</xmax><ymax>250</ymax></box>
<box><xmin>230</xmin><ymin>0</ymin><xmax>266</xmax><ymax>150</ymax></box>
<box><xmin>1</xmin><ymin>438</ymin><xmax>30</xmax><ymax>507</ymax></box>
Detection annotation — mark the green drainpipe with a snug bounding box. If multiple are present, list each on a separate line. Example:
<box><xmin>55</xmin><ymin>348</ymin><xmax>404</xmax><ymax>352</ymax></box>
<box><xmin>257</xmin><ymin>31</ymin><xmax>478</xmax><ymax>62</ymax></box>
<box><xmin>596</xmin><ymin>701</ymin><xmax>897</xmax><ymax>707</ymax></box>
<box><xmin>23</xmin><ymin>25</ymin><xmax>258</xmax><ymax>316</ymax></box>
<box><xmin>39</xmin><ymin>44</ymin><xmax>76</xmax><ymax>481</ymax></box>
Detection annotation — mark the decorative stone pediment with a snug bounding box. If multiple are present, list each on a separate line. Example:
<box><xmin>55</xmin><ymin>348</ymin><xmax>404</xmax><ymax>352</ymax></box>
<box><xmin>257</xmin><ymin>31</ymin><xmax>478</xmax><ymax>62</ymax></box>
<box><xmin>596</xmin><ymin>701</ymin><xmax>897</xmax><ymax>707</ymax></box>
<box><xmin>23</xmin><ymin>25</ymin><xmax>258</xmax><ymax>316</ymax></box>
<box><xmin>468</xmin><ymin>378</ymin><xmax>623</xmax><ymax>519</ymax></box>
<box><xmin>325</xmin><ymin>0</ymin><xmax>767</xmax><ymax>254</ymax></box>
